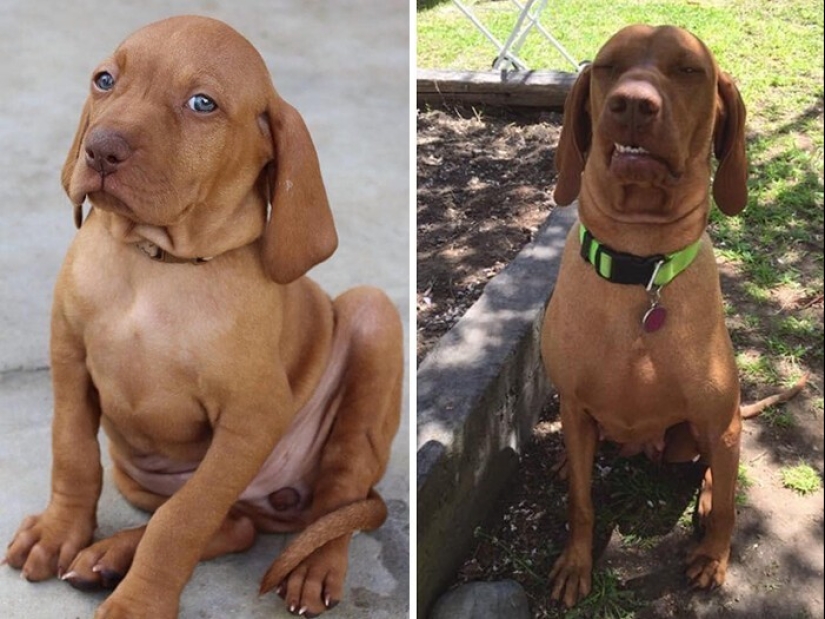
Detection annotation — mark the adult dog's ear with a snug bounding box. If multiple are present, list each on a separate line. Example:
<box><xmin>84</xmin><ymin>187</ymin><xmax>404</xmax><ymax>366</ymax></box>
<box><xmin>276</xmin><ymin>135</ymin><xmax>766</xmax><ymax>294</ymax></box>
<box><xmin>261</xmin><ymin>97</ymin><xmax>338</xmax><ymax>284</ymax></box>
<box><xmin>712</xmin><ymin>71</ymin><xmax>748</xmax><ymax>215</ymax></box>
<box><xmin>61</xmin><ymin>98</ymin><xmax>92</xmax><ymax>228</ymax></box>
<box><xmin>553</xmin><ymin>65</ymin><xmax>592</xmax><ymax>207</ymax></box>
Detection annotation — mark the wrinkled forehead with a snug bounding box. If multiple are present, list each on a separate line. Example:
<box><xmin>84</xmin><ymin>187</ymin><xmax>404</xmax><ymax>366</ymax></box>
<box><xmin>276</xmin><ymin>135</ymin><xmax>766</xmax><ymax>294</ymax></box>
<box><xmin>111</xmin><ymin>16</ymin><xmax>273</xmax><ymax>99</ymax></box>
<box><xmin>596</xmin><ymin>24</ymin><xmax>716</xmax><ymax>71</ymax></box>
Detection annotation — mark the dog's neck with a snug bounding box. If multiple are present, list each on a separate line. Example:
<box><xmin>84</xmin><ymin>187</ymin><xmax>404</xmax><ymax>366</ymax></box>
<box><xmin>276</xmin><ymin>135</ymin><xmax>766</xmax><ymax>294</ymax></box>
<box><xmin>578</xmin><ymin>181</ymin><xmax>711</xmax><ymax>257</ymax></box>
<box><xmin>133</xmin><ymin>240</ymin><xmax>213</xmax><ymax>264</ymax></box>
<box><xmin>82</xmin><ymin>200</ymin><xmax>266</xmax><ymax>263</ymax></box>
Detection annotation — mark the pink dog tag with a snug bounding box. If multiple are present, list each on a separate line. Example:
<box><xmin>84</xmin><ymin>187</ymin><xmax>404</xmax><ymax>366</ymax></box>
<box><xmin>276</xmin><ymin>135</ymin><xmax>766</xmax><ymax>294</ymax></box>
<box><xmin>642</xmin><ymin>305</ymin><xmax>667</xmax><ymax>332</ymax></box>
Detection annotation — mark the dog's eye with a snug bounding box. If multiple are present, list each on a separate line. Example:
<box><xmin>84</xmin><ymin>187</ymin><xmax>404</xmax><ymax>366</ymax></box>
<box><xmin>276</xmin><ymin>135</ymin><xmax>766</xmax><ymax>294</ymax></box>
<box><xmin>679</xmin><ymin>66</ymin><xmax>703</xmax><ymax>75</ymax></box>
<box><xmin>93</xmin><ymin>71</ymin><xmax>115</xmax><ymax>92</ymax></box>
<box><xmin>187</xmin><ymin>94</ymin><xmax>218</xmax><ymax>113</ymax></box>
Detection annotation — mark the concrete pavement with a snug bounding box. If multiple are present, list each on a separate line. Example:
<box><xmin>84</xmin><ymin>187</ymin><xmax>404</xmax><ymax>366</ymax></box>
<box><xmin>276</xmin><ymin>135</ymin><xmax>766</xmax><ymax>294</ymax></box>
<box><xmin>0</xmin><ymin>1</ymin><xmax>410</xmax><ymax>617</ymax></box>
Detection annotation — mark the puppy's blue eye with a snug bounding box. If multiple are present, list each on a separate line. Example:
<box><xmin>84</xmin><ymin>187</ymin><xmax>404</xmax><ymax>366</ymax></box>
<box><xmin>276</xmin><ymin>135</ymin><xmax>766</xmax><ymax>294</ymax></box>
<box><xmin>187</xmin><ymin>94</ymin><xmax>218</xmax><ymax>113</ymax></box>
<box><xmin>93</xmin><ymin>71</ymin><xmax>115</xmax><ymax>91</ymax></box>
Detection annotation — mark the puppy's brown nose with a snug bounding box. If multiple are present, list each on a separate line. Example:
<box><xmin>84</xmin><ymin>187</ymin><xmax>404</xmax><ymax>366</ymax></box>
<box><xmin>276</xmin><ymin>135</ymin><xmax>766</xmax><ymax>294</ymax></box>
<box><xmin>84</xmin><ymin>128</ymin><xmax>133</xmax><ymax>175</ymax></box>
<box><xmin>607</xmin><ymin>80</ymin><xmax>662</xmax><ymax>130</ymax></box>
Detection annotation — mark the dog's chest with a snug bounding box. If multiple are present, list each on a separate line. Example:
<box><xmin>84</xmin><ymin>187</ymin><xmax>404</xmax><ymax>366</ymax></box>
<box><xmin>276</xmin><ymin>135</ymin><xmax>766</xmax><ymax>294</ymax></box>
<box><xmin>75</xmin><ymin>260</ymin><xmax>245</xmax><ymax>434</ymax></box>
<box><xmin>584</xmin><ymin>352</ymin><xmax>685</xmax><ymax>442</ymax></box>
<box><xmin>89</xmin><ymin>287</ymin><xmax>218</xmax><ymax>373</ymax></box>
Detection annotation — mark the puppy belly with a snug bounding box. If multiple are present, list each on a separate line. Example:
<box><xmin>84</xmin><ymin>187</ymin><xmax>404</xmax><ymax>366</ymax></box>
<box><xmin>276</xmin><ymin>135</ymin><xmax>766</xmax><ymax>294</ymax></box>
<box><xmin>115</xmin><ymin>340</ymin><xmax>347</xmax><ymax>531</ymax></box>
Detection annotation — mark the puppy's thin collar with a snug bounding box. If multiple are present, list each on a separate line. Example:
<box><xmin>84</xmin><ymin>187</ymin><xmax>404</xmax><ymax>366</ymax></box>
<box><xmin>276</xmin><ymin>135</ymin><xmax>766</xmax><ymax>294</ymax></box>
<box><xmin>134</xmin><ymin>241</ymin><xmax>213</xmax><ymax>265</ymax></box>
<box><xmin>73</xmin><ymin>205</ymin><xmax>212</xmax><ymax>265</ymax></box>
<box><xmin>578</xmin><ymin>224</ymin><xmax>701</xmax><ymax>288</ymax></box>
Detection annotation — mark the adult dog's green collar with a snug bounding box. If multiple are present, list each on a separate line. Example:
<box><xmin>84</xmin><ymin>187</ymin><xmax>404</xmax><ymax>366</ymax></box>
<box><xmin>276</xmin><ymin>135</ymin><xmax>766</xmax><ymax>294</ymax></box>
<box><xmin>579</xmin><ymin>224</ymin><xmax>701</xmax><ymax>288</ymax></box>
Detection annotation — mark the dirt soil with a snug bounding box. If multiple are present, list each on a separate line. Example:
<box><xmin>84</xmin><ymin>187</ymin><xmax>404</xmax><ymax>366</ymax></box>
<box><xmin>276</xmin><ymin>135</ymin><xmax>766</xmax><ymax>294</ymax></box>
<box><xmin>417</xmin><ymin>106</ymin><xmax>562</xmax><ymax>364</ymax></box>
<box><xmin>417</xmin><ymin>106</ymin><xmax>824</xmax><ymax>618</ymax></box>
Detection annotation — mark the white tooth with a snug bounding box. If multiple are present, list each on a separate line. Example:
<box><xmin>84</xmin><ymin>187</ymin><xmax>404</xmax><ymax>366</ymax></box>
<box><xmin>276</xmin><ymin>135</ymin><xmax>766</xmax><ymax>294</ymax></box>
<box><xmin>615</xmin><ymin>143</ymin><xmax>649</xmax><ymax>155</ymax></box>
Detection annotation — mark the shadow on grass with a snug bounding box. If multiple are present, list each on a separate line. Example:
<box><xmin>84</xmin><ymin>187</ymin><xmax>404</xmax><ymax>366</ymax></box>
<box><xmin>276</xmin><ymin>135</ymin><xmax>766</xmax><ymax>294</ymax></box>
<box><xmin>417</xmin><ymin>0</ymin><xmax>452</xmax><ymax>11</ymax></box>
<box><xmin>713</xmin><ymin>92</ymin><xmax>824</xmax><ymax>470</ymax></box>
<box><xmin>417</xmin><ymin>106</ymin><xmax>562</xmax><ymax>362</ymax></box>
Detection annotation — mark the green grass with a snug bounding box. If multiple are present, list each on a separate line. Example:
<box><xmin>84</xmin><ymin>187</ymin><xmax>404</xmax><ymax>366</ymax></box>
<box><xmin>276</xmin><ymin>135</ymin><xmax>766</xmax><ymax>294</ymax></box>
<box><xmin>419</xmin><ymin>1</ymin><xmax>743</xmax><ymax>73</ymax></box>
<box><xmin>759</xmin><ymin>406</ymin><xmax>796</xmax><ymax>429</ymax></box>
<box><xmin>780</xmin><ymin>463</ymin><xmax>823</xmax><ymax>495</ymax></box>
<box><xmin>737</xmin><ymin>463</ymin><xmax>754</xmax><ymax>505</ymax></box>
<box><xmin>736</xmin><ymin>350</ymin><xmax>782</xmax><ymax>384</ymax></box>
<box><xmin>472</xmin><ymin>526</ymin><xmax>548</xmax><ymax>583</ymax></box>
<box><xmin>677</xmin><ymin>500</ymin><xmax>696</xmax><ymax>529</ymax></box>
<box><xmin>564</xmin><ymin>569</ymin><xmax>643</xmax><ymax>619</ymax></box>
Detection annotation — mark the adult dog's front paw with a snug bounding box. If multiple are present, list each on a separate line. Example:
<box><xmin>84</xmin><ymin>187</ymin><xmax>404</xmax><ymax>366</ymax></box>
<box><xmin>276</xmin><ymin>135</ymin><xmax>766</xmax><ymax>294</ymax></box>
<box><xmin>686</xmin><ymin>542</ymin><xmax>729</xmax><ymax>589</ymax></box>
<box><xmin>548</xmin><ymin>545</ymin><xmax>593</xmax><ymax>608</ymax></box>
<box><xmin>5</xmin><ymin>509</ymin><xmax>95</xmax><ymax>582</ymax></box>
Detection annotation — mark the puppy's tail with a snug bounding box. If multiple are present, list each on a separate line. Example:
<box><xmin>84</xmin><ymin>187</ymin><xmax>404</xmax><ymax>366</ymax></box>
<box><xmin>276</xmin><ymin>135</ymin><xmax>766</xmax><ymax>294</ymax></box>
<box><xmin>259</xmin><ymin>488</ymin><xmax>388</xmax><ymax>595</ymax></box>
<box><xmin>741</xmin><ymin>373</ymin><xmax>809</xmax><ymax>419</ymax></box>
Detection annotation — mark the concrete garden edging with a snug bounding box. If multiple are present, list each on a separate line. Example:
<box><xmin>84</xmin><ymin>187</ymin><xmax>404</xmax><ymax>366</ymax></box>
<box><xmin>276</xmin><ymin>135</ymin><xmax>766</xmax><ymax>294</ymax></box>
<box><xmin>416</xmin><ymin>203</ymin><xmax>578</xmax><ymax>617</ymax></box>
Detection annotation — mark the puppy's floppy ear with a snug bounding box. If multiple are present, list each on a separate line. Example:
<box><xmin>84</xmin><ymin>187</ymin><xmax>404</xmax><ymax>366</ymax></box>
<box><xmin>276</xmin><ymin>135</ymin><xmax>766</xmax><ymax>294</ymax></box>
<box><xmin>261</xmin><ymin>96</ymin><xmax>338</xmax><ymax>284</ymax></box>
<box><xmin>713</xmin><ymin>71</ymin><xmax>748</xmax><ymax>216</ymax></box>
<box><xmin>553</xmin><ymin>65</ymin><xmax>592</xmax><ymax>207</ymax></box>
<box><xmin>62</xmin><ymin>98</ymin><xmax>92</xmax><ymax>228</ymax></box>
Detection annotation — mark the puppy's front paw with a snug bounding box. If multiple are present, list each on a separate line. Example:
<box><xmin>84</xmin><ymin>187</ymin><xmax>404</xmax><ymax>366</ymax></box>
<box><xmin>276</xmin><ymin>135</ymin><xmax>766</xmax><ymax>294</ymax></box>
<box><xmin>62</xmin><ymin>527</ymin><xmax>144</xmax><ymax>591</ymax></box>
<box><xmin>5</xmin><ymin>509</ymin><xmax>95</xmax><ymax>582</ymax></box>
<box><xmin>271</xmin><ymin>536</ymin><xmax>349</xmax><ymax>617</ymax></box>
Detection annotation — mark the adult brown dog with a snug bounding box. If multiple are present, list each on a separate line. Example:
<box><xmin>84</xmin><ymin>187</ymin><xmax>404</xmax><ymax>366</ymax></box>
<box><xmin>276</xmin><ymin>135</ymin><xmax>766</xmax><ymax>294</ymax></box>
<box><xmin>4</xmin><ymin>16</ymin><xmax>402</xmax><ymax>619</ymax></box>
<box><xmin>542</xmin><ymin>25</ymin><xmax>804</xmax><ymax>607</ymax></box>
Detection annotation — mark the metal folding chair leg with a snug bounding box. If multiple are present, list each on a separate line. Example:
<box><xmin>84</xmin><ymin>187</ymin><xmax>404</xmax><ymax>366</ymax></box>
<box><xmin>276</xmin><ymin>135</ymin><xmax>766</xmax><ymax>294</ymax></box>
<box><xmin>452</xmin><ymin>0</ymin><xmax>579</xmax><ymax>72</ymax></box>
<box><xmin>507</xmin><ymin>0</ymin><xmax>579</xmax><ymax>69</ymax></box>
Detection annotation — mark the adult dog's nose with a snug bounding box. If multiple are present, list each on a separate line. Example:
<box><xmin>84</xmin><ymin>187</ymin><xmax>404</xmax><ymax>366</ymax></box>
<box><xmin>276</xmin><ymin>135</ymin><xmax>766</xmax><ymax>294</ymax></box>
<box><xmin>607</xmin><ymin>80</ymin><xmax>662</xmax><ymax>131</ymax></box>
<box><xmin>84</xmin><ymin>128</ymin><xmax>133</xmax><ymax>175</ymax></box>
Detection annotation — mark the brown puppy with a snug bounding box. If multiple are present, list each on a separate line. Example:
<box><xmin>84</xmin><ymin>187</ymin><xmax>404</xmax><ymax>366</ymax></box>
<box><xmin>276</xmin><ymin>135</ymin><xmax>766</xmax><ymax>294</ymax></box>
<box><xmin>542</xmin><ymin>25</ymin><xmax>802</xmax><ymax>607</ymax></box>
<box><xmin>5</xmin><ymin>16</ymin><xmax>402</xmax><ymax>619</ymax></box>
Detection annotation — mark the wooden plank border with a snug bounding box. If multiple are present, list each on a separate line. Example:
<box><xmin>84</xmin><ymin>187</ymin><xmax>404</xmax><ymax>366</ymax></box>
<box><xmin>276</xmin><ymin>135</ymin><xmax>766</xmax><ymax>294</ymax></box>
<box><xmin>417</xmin><ymin>68</ymin><xmax>577</xmax><ymax>109</ymax></box>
